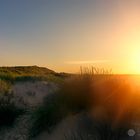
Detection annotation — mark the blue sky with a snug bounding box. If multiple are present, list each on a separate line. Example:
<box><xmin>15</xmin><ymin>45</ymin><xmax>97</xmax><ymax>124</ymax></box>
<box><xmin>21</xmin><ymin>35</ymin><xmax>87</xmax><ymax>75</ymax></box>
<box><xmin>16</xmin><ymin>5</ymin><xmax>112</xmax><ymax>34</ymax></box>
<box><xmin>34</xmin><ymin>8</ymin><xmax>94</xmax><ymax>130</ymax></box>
<box><xmin>1</xmin><ymin>0</ymin><xmax>140</xmax><ymax>73</ymax></box>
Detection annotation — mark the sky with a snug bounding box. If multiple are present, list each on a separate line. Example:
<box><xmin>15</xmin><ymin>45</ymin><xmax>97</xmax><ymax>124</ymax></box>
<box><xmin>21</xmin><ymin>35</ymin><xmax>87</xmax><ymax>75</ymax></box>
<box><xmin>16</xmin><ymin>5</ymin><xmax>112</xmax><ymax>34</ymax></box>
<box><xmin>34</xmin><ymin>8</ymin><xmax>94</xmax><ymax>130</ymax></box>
<box><xmin>1</xmin><ymin>0</ymin><xmax>140</xmax><ymax>74</ymax></box>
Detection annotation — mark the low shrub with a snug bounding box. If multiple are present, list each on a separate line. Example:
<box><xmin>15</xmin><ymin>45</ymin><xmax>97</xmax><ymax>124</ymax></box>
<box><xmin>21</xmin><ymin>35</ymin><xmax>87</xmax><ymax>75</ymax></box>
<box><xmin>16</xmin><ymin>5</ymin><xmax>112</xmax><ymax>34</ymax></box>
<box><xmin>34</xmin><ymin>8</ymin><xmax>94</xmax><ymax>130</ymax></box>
<box><xmin>0</xmin><ymin>80</ymin><xmax>11</xmax><ymax>94</ymax></box>
<box><xmin>0</xmin><ymin>92</ymin><xmax>25</xmax><ymax>126</ymax></box>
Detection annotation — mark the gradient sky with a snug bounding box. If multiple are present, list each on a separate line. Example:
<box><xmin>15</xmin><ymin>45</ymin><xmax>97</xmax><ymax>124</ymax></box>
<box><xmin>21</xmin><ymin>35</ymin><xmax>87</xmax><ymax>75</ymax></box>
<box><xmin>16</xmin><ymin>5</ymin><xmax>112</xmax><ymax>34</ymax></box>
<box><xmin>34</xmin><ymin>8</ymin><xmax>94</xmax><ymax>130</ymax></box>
<box><xmin>1</xmin><ymin>0</ymin><xmax>140</xmax><ymax>73</ymax></box>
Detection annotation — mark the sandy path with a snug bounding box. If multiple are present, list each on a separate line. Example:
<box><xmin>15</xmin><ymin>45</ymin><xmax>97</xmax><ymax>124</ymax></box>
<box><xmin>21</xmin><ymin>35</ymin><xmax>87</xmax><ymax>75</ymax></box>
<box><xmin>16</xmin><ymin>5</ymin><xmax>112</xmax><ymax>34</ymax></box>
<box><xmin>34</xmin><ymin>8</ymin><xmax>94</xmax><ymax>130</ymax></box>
<box><xmin>33</xmin><ymin>113</ymin><xmax>138</xmax><ymax>140</ymax></box>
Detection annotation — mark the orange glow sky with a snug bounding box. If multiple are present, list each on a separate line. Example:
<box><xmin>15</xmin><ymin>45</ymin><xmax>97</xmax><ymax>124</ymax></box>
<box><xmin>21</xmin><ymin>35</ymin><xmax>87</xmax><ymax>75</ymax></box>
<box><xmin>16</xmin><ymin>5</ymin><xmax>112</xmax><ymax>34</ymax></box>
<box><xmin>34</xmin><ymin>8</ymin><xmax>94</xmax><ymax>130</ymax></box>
<box><xmin>1</xmin><ymin>0</ymin><xmax>140</xmax><ymax>74</ymax></box>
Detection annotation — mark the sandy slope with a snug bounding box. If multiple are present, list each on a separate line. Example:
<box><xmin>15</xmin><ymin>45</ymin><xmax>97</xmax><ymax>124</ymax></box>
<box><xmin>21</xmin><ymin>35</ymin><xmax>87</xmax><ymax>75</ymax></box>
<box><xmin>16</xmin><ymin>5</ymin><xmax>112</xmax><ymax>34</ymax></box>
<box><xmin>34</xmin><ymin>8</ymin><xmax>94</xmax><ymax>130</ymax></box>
<box><xmin>0</xmin><ymin>81</ymin><xmax>58</xmax><ymax>140</ymax></box>
<box><xmin>12</xmin><ymin>81</ymin><xmax>58</xmax><ymax>106</ymax></box>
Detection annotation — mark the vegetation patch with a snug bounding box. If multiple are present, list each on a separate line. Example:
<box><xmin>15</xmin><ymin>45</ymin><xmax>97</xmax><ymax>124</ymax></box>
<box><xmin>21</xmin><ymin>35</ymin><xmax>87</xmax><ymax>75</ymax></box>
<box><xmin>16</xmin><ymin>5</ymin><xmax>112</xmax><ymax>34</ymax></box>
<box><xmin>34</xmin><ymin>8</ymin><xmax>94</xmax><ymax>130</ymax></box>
<box><xmin>0</xmin><ymin>80</ymin><xmax>25</xmax><ymax>127</ymax></box>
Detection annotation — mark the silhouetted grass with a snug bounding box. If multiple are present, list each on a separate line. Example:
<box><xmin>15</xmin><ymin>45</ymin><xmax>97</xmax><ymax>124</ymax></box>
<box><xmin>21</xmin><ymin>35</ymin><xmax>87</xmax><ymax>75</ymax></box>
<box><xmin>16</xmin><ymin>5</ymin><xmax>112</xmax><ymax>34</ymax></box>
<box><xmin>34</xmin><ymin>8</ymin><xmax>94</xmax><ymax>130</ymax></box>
<box><xmin>30</xmin><ymin>71</ymin><xmax>135</xmax><ymax>138</ymax></box>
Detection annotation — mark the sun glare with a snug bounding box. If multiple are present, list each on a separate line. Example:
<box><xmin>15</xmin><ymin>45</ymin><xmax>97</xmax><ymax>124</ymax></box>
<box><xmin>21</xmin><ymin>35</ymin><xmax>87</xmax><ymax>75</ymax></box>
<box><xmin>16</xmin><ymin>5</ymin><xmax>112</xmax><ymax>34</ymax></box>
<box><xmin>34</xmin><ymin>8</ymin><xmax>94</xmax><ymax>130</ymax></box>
<box><xmin>128</xmin><ymin>47</ymin><xmax>140</xmax><ymax>74</ymax></box>
<box><xmin>121</xmin><ymin>30</ymin><xmax>140</xmax><ymax>74</ymax></box>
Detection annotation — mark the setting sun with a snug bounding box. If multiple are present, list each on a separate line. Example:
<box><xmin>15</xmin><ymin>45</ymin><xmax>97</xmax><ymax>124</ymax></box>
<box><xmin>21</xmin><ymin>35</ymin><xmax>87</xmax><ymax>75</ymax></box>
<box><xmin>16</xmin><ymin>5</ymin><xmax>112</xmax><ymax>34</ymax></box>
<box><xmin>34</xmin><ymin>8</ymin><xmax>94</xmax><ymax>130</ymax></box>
<box><xmin>121</xmin><ymin>31</ymin><xmax>140</xmax><ymax>74</ymax></box>
<box><xmin>130</xmin><ymin>49</ymin><xmax>140</xmax><ymax>74</ymax></box>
